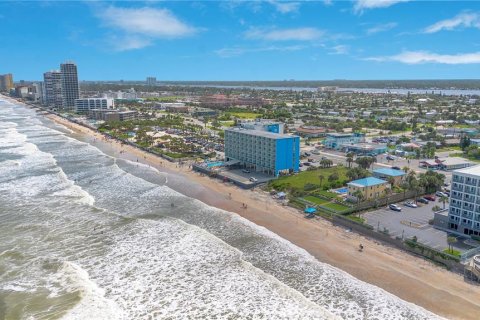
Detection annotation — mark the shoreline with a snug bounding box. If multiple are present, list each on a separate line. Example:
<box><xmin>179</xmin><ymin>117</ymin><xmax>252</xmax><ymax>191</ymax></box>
<box><xmin>7</xmin><ymin>98</ymin><xmax>480</xmax><ymax>319</ymax></box>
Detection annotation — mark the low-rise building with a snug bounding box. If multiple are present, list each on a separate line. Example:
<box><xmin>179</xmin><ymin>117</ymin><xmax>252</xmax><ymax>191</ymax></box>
<box><xmin>372</xmin><ymin>168</ymin><xmax>406</xmax><ymax>185</ymax></box>
<box><xmin>347</xmin><ymin>177</ymin><xmax>389</xmax><ymax>202</ymax></box>
<box><xmin>420</xmin><ymin>157</ymin><xmax>473</xmax><ymax>171</ymax></box>
<box><xmin>75</xmin><ymin>98</ymin><xmax>115</xmax><ymax>114</ymax></box>
<box><xmin>191</xmin><ymin>107</ymin><xmax>218</xmax><ymax>117</ymax></box>
<box><xmin>324</xmin><ymin>132</ymin><xmax>365</xmax><ymax>150</ymax></box>
<box><xmin>295</xmin><ymin>126</ymin><xmax>326</xmax><ymax>138</ymax></box>
<box><xmin>341</xmin><ymin>142</ymin><xmax>387</xmax><ymax>156</ymax></box>
<box><xmin>224</xmin><ymin>128</ymin><xmax>299</xmax><ymax>176</ymax></box>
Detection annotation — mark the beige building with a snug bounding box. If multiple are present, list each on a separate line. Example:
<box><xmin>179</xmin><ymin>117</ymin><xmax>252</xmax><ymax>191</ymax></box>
<box><xmin>0</xmin><ymin>74</ymin><xmax>14</xmax><ymax>92</ymax></box>
<box><xmin>347</xmin><ymin>177</ymin><xmax>389</xmax><ymax>202</ymax></box>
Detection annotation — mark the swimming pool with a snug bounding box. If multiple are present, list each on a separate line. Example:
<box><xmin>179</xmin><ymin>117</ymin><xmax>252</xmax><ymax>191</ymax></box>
<box><xmin>206</xmin><ymin>161</ymin><xmax>224</xmax><ymax>168</ymax></box>
<box><xmin>333</xmin><ymin>187</ymin><xmax>348</xmax><ymax>194</ymax></box>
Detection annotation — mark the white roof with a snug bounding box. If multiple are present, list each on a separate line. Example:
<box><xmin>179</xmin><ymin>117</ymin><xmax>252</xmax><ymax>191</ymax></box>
<box><xmin>440</xmin><ymin>157</ymin><xmax>472</xmax><ymax>166</ymax></box>
<box><xmin>454</xmin><ymin>165</ymin><xmax>480</xmax><ymax>176</ymax></box>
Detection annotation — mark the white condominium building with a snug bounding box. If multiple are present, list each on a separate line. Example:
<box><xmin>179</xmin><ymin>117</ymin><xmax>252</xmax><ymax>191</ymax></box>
<box><xmin>449</xmin><ymin>165</ymin><xmax>480</xmax><ymax>237</ymax></box>
<box><xmin>75</xmin><ymin>98</ymin><xmax>115</xmax><ymax>114</ymax></box>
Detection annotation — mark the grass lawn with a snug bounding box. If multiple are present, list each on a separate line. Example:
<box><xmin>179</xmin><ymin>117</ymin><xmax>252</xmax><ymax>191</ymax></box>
<box><xmin>220</xmin><ymin>120</ymin><xmax>235</xmax><ymax>127</ymax></box>
<box><xmin>436</xmin><ymin>146</ymin><xmax>461</xmax><ymax>152</ymax></box>
<box><xmin>270</xmin><ymin>166</ymin><xmax>348</xmax><ymax>190</ymax></box>
<box><xmin>449</xmin><ymin>152</ymin><xmax>480</xmax><ymax>163</ymax></box>
<box><xmin>227</xmin><ymin>112</ymin><xmax>262</xmax><ymax>119</ymax></box>
<box><xmin>443</xmin><ymin>248</ymin><xmax>462</xmax><ymax>257</ymax></box>
<box><xmin>317</xmin><ymin>190</ymin><xmax>339</xmax><ymax>199</ymax></box>
<box><xmin>322</xmin><ymin>202</ymin><xmax>350</xmax><ymax>212</ymax></box>
<box><xmin>345</xmin><ymin>215</ymin><xmax>365</xmax><ymax>224</ymax></box>
<box><xmin>304</xmin><ymin>195</ymin><xmax>329</xmax><ymax>205</ymax></box>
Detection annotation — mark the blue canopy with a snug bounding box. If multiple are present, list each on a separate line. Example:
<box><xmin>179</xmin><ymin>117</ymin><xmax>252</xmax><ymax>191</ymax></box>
<box><xmin>304</xmin><ymin>207</ymin><xmax>317</xmax><ymax>214</ymax></box>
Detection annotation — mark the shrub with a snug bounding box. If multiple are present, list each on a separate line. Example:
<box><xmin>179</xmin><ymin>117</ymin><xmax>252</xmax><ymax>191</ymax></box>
<box><xmin>303</xmin><ymin>183</ymin><xmax>318</xmax><ymax>191</ymax></box>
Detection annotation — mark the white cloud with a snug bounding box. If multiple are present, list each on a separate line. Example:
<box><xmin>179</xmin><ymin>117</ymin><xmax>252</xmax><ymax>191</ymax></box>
<box><xmin>366</xmin><ymin>50</ymin><xmax>480</xmax><ymax>64</ymax></box>
<box><xmin>268</xmin><ymin>1</ymin><xmax>300</xmax><ymax>14</ymax></box>
<box><xmin>329</xmin><ymin>45</ymin><xmax>349</xmax><ymax>55</ymax></box>
<box><xmin>215</xmin><ymin>45</ymin><xmax>305</xmax><ymax>58</ymax></box>
<box><xmin>423</xmin><ymin>12</ymin><xmax>480</xmax><ymax>33</ymax></box>
<box><xmin>366</xmin><ymin>22</ymin><xmax>397</xmax><ymax>34</ymax></box>
<box><xmin>103</xmin><ymin>6</ymin><xmax>197</xmax><ymax>38</ymax></box>
<box><xmin>354</xmin><ymin>0</ymin><xmax>410</xmax><ymax>13</ymax></box>
<box><xmin>245</xmin><ymin>27</ymin><xmax>324</xmax><ymax>41</ymax></box>
<box><xmin>95</xmin><ymin>6</ymin><xmax>198</xmax><ymax>51</ymax></box>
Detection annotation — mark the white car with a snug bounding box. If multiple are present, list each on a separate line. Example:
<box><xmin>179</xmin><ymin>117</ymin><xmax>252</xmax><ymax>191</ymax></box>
<box><xmin>249</xmin><ymin>177</ymin><xmax>258</xmax><ymax>182</ymax></box>
<box><xmin>404</xmin><ymin>201</ymin><xmax>418</xmax><ymax>208</ymax></box>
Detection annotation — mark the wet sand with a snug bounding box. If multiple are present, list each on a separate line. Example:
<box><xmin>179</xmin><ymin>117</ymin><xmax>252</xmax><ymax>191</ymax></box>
<box><xmin>9</xmin><ymin>99</ymin><xmax>480</xmax><ymax>320</ymax></box>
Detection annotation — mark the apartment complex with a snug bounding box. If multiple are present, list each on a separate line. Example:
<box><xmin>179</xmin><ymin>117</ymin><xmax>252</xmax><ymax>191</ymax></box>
<box><xmin>0</xmin><ymin>74</ymin><xmax>14</xmax><ymax>92</ymax></box>
<box><xmin>224</xmin><ymin>128</ymin><xmax>300</xmax><ymax>176</ymax></box>
<box><xmin>448</xmin><ymin>165</ymin><xmax>480</xmax><ymax>237</ymax></box>
<box><xmin>75</xmin><ymin>98</ymin><xmax>114</xmax><ymax>114</ymax></box>
<box><xmin>88</xmin><ymin>109</ymin><xmax>138</xmax><ymax>122</ymax></box>
<box><xmin>43</xmin><ymin>71</ymin><xmax>63</xmax><ymax>109</ymax></box>
<box><xmin>60</xmin><ymin>62</ymin><xmax>79</xmax><ymax>110</ymax></box>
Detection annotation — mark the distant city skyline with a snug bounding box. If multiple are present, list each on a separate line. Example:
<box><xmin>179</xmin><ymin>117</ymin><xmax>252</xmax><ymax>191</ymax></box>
<box><xmin>1</xmin><ymin>1</ymin><xmax>480</xmax><ymax>80</ymax></box>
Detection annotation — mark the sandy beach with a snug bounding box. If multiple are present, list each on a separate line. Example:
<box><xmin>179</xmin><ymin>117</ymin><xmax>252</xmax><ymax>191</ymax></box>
<box><xmin>12</xmin><ymin>100</ymin><xmax>480</xmax><ymax>319</ymax></box>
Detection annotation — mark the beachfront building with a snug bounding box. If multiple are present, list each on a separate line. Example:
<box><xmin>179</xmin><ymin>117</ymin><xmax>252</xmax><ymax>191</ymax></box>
<box><xmin>75</xmin><ymin>98</ymin><xmax>114</xmax><ymax>114</ymax></box>
<box><xmin>43</xmin><ymin>70</ymin><xmax>63</xmax><ymax>109</ymax></box>
<box><xmin>88</xmin><ymin>109</ymin><xmax>138</xmax><ymax>122</ymax></box>
<box><xmin>60</xmin><ymin>61</ymin><xmax>79</xmax><ymax>111</ymax></box>
<box><xmin>239</xmin><ymin>119</ymin><xmax>285</xmax><ymax>134</ymax></box>
<box><xmin>324</xmin><ymin>132</ymin><xmax>365</xmax><ymax>150</ymax></box>
<box><xmin>224</xmin><ymin>128</ymin><xmax>300</xmax><ymax>176</ymax></box>
<box><xmin>372</xmin><ymin>168</ymin><xmax>406</xmax><ymax>186</ymax></box>
<box><xmin>448</xmin><ymin>165</ymin><xmax>480</xmax><ymax>237</ymax></box>
<box><xmin>347</xmin><ymin>177</ymin><xmax>389</xmax><ymax>202</ymax></box>
<box><xmin>341</xmin><ymin>142</ymin><xmax>387</xmax><ymax>156</ymax></box>
<box><xmin>0</xmin><ymin>73</ymin><xmax>14</xmax><ymax>92</ymax></box>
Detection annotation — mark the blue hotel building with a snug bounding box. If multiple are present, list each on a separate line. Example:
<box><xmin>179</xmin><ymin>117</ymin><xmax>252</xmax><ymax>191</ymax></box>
<box><xmin>224</xmin><ymin>128</ymin><xmax>300</xmax><ymax>176</ymax></box>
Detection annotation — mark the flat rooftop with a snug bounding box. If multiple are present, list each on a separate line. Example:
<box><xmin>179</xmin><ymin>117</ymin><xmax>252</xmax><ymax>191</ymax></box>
<box><xmin>348</xmin><ymin>177</ymin><xmax>388</xmax><ymax>187</ymax></box>
<box><xmin>373</xmin><ymin>168</ymin><xmax>406</xmax><ymax>177</ymax></box>
<box><xmin>453</xmin><ymin>165</ymin><xmax>480</xmax><ymax>176</ymax></box>
<box><xmin>226</xmin><ymin>128</ymin><xmax>298</xmax><ymax>139</ymax></box>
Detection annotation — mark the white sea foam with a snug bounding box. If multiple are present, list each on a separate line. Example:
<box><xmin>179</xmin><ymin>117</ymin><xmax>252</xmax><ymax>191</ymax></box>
<box><xmin>58</xmin><ymin>262</ymin><xmax>125</xmax><ymax>320</ymax></box>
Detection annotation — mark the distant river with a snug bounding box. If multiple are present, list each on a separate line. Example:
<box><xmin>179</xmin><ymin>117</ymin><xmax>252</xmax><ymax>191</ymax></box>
<box><xmin>178</xmin><ymin>84</ymin><xmax>480</xmax><ymax>96</ymax></box>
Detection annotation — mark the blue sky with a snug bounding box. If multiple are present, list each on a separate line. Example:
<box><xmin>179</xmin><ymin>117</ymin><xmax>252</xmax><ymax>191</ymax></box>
<box><xmin>1</xmin><ymin>0</ymin><xmax>480</xmax><ymax>81</ymax></box>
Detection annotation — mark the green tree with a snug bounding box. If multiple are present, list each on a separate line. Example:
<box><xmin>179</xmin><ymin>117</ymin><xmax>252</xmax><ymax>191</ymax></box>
<box><xmin>346</xmin><ymin>152</ymin><xmax>355</xmax><ymax>168</ymax></box>
<box><xmin>447</xmin><ymin>236</ymin><xmax>457</xmax><ymax>253</ymax></box>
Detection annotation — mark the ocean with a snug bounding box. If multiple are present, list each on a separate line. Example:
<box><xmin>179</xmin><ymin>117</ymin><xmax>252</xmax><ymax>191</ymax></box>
<box><xmin>0</xmin><ymin>98</ymin><xmax>441</xmax><ymax>320</ymax></box>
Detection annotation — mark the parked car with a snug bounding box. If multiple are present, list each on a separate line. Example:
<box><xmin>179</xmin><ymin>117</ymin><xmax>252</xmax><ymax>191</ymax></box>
<box><xmin>303</xmin><ymin>162</ymin><xmax>311</xmax><ymax>166</ymax></box>
<box><xmin>305</xmin><ymin>152</ymin><xmax>311</xmax><ymax>156</ymax></box>
<box><xmin>404</xmin><ymin>201</ymin><xmax>418</xmax><ymax>208</ymax></box>
<box><xmin>389</xmin><ymin>204</ymin><xmax>402</xmax><ymax>212</ymax></box>
<box><xmin>242</xmin><ymin>169</ymin><xmax>251</xmax><ymax>173</ymax></box>
<box><xmin>386</xmin><ymin>155</ymin><xmax>396</xmax><ymax>161</ymax></box>
<box><xmin>249</xmin><ymin>177</ymin><xmax>258</xmax><ymax>182</ymax></box>
<box><xmin>418</xmin><ymin>198</ymin><xmax>429</xmax><ymax>204</ymax></box>
<box><xmin>391</xmin><ymin>166</ymin><xmax>401</xmax><ymax>170</ymax></box>
<box><xmin>424</xmin><ymin>195</ymin><xmax>436</xmax><ymax>201</ymax></box>
<box><xmin>435</xmin><ymin>191</ymin><xmax>448</xmax><ymax>197</ymax></box>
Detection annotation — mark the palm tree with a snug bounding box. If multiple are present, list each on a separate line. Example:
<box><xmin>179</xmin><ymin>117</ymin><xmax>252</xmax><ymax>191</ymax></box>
<box><xmin>318</xmin><ymin>175</ymin><xmax>325</xmax><ymax>188</ymax></box>
<box><xmin>440</xmin><ymin>195</ymin><xmax>448</xmax><ymax>209</ymax></box>
<box><xmin>346</xmin><ymin>152</ymin><xmax>355</xmax><ymax>168</ymax></box>
<box><xmin>447</xmin><ymin>236</ymin><xmax>457</xmax><ymax>253</ymax></box>
<box><xmin>402</xmin><ymin>166</ymin><xmax>409</xmax><ymax>173</ymax></box>
<box><xmin>353</xmin><ymin>190</ymin><xmax>364</xmax><ymax>204</ymax></box>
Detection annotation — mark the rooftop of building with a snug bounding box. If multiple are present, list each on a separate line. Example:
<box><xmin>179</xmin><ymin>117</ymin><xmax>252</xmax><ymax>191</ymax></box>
<box><xmin>453</xmin><ymin>165</ymin><xmax>480</xmax><ymax>176</ymax></box>
<box><xmin>439</xmin><ymin>157</ymin><xmax>472</xmax><ymax>166</ymax></box>
<box><xmin>326</xmin><ymin>132</ymin><xmax>365</xmax><ymax>138</ymax></box>
<box><xmin>225</xmin><ymin>127</ymin><xmax>297</xmax><ymax>139</ymax></box>
<box><xmin>373</xmin><ymin>168</ymin><xmax>406</xmax><ymax>177</ymax></box>
<box><xmin>348</xmin><ymin>176</ymin><xmax>388</xmax><ymax>187</ymax></box>
<box><xmin>341</xmin><ymin>142</ymin><xmax>387</xmax><ymax>150</ymax></box>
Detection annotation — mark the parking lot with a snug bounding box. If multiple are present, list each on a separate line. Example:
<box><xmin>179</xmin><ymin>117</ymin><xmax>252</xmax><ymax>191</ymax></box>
<box><xmin>363</xmin><ymin>199</ymin><xmax>466</xmax><ymax>251</ymax></box>
<box><xmin>221</xmin><ymin>168</ymin><xmax>274</xmax><ymax>186</ymax></box>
